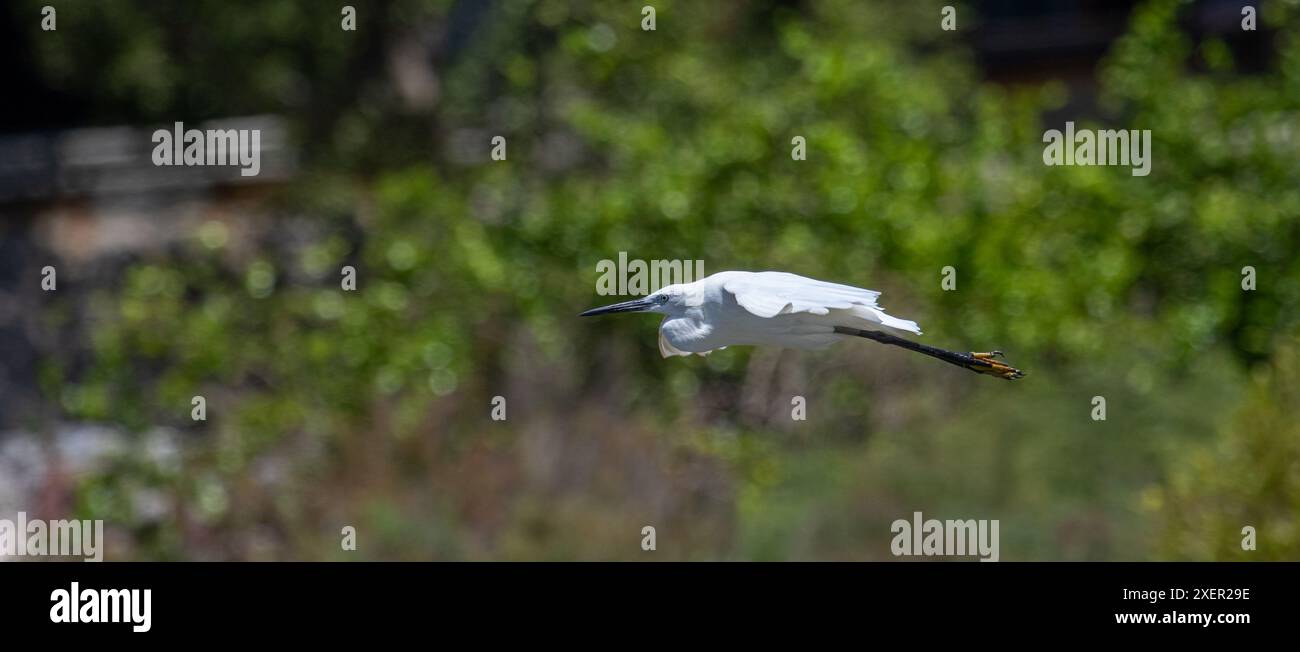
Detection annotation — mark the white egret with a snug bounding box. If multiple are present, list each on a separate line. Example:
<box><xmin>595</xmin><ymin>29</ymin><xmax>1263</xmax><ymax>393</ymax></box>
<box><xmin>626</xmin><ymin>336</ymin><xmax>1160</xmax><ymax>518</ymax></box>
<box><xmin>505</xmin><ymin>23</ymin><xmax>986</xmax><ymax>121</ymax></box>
<box><xmin>580</xmin><ymin>271</ymin><xmax>1024</xmax><ymax>380</ymax></box>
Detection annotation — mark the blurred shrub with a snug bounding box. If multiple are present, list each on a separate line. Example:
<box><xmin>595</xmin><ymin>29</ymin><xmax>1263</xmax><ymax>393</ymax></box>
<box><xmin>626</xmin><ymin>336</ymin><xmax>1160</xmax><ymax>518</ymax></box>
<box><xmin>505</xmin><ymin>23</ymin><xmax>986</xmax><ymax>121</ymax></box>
<box><xmin>1149</xmin><ymin>337</ymin><xmax>1300</xmax><ymax>560</ymax></box>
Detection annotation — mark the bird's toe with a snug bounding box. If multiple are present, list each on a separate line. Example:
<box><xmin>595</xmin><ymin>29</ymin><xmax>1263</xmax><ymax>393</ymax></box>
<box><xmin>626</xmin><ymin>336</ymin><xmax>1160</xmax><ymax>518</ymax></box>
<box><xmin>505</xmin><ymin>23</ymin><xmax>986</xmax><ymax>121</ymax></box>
<box><xmin>966</xmin><ymin>353</ymin><xmax>1025</xmax><ymax>380</ymax></box>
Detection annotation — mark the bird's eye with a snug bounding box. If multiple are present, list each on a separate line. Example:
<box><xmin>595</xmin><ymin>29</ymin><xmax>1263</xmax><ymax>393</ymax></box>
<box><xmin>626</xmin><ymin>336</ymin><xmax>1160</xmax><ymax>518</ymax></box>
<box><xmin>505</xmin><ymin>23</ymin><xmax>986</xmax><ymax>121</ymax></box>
<box><xmin>655</xmin><ymin>294</ymin><xmax>670</xmax><ymax>304</ymax></box>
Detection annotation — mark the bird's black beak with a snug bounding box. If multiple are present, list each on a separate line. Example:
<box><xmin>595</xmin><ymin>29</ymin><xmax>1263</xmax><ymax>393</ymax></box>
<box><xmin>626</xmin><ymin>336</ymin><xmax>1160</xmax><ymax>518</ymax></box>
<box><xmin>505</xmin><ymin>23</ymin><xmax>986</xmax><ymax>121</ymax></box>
<box><xmin>579</xmin><ymin>297</ymin><xmax>657</xmax><ymax>317</ymax></box>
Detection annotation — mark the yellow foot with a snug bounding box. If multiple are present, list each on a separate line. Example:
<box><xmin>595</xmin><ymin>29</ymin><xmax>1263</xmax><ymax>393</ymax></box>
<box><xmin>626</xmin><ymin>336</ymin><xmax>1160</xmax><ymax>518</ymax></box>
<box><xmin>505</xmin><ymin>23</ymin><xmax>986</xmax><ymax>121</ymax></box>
<box><xmin>966</xmin><ymin>351</ymin><xmax>1025</xmax><ymax>380</ymax></box>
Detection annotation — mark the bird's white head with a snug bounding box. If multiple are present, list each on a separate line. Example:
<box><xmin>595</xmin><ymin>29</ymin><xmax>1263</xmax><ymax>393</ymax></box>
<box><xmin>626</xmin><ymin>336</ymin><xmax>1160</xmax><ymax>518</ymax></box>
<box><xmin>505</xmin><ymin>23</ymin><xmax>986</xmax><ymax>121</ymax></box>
<box><xmin>579</xmin><ymin>284</ymin><xmax>692</xmax><ymax>318</ymax></box>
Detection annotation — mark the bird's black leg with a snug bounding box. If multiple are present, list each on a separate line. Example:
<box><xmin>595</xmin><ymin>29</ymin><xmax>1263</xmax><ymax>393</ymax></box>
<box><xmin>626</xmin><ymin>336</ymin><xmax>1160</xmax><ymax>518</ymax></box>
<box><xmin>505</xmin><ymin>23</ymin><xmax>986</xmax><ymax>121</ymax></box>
<box><xmin>833</xmin><ymin>327</ymin><xmax>1025</xmax><ymax>380</ymax></box>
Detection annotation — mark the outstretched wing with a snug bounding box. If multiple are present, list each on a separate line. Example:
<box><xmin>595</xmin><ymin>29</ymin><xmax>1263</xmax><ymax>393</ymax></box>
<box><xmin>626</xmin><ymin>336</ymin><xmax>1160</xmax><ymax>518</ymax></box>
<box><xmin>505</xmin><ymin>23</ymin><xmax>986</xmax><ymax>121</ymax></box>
<box><xmin>722</xmin><ymin>272</ymin><xmax>881</xmax><ymax>317</ymax></box>
<box><xmin>722</xmin><ymin>271</ymin><xmax>921</xmax><ymax>334</ymax></box>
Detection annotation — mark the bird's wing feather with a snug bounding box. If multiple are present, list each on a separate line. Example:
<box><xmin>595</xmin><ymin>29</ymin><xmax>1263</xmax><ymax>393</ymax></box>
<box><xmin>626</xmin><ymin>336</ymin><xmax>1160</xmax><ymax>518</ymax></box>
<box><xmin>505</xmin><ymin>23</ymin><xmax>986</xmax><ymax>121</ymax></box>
<box><xmin>723</xmin><ymin>272</ymin><xmax>883</xmax><ymax>318</ymax></box>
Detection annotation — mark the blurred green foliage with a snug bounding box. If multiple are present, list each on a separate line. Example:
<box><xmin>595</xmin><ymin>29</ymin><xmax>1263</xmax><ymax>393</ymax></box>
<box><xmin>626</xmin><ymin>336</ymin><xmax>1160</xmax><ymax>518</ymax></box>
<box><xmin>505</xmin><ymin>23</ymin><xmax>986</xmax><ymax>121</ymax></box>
<box><xmin>1149</xmin><ymin>338</ymin><xmax>1300</xmax><ymax>560</ymax></box>
<box><xmin>17</xmin><ymin>0</ymin><xmax>1300</xmax><ymax>559</ymax></box>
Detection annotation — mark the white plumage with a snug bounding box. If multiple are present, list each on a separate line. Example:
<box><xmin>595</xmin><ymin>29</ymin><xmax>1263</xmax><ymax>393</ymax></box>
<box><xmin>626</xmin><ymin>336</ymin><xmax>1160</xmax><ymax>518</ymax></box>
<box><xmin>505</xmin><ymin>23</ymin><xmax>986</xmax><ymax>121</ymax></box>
<box><xmin>581</xmin><ymin>271</ymin><xmax>919</xmax><ymax>357</ymax></box>
<box><xmin>579</xmin><ymin>269</ymin><xmax>1024</xmax><ymax>379</ymax></box>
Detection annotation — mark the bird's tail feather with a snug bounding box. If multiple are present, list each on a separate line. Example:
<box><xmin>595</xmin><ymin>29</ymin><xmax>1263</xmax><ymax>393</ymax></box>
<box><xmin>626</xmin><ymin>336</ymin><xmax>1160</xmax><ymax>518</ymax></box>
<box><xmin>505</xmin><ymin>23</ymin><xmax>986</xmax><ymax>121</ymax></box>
<box><xmin>856</xmin><ymin>306</ymin><xmax>922</xmax><ymax>335</ymax></box>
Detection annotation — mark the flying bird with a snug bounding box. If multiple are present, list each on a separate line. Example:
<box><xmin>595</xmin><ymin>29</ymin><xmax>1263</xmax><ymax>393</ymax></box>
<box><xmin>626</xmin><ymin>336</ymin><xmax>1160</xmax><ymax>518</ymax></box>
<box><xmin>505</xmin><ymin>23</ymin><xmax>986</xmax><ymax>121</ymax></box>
<box><xmin>580</xmin><ymin>271</ymin><xmax>1024</xmax><ymax>380</ymax></box>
